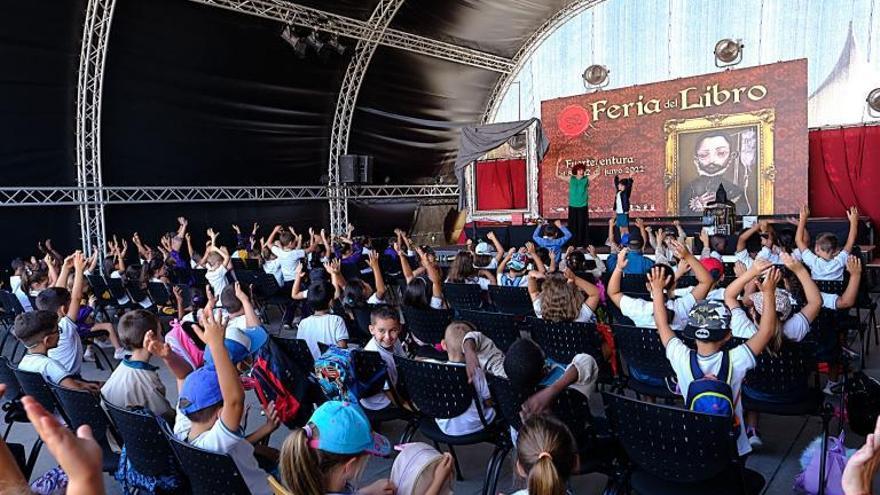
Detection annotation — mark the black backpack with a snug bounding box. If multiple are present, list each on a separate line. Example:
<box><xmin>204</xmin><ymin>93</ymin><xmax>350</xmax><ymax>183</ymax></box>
<box><xmin>252</xmin><ymin>339</ymin><xmax>315</xmax><ymax>428</ymax></box>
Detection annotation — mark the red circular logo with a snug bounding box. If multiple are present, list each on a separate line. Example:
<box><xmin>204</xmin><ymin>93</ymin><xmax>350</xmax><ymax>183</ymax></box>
<box><xmin>557</xmin><ymin>105</ymin><xmax>590</xmax><ymax>137</ymax></box>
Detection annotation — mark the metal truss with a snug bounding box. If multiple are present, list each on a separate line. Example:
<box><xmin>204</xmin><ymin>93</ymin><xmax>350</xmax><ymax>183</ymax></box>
<box><xmin>327</xmin><ymin>0</ymin><xmax>406</xmax><ymax>236</ymax></box>
<box><xmin>76</xmin><ymin>0</ymin><xmax>116</xmax><ymax>257</ymax></box>
<box><xmin>184</xmin><ymin>0</ymin><xmax>513</xmax><ymax>73</ymax></box>
<box><xmin>482</xmin><ymin>0</ymin><xmax>608</xmax><ymax>124</ymax></box>
<box><xmin>0</xmin><ymin>185</ymin><xmax>457</xmax><ymax>206</ymax></box>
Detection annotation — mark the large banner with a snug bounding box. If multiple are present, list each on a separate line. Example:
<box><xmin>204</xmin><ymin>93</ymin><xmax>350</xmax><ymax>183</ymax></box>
<box><xmin>539</xmin><ymin>59</ymin><xmax>807</xmax><ymax>218</ymax></box>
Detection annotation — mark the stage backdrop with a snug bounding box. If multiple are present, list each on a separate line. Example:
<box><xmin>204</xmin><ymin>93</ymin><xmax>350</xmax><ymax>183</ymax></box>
<box><xmin>539</xmin><ymin>59</ymin><xmax>807</xmax><ymax>219</ymax></box>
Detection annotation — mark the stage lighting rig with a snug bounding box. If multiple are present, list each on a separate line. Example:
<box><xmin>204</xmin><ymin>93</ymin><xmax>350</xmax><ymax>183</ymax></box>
<box><xmin>582</xmin><ymin>64</ymin><xmax>609</xmax><ymax>92</ymax></box>
<box><xmin>281</xmin><ymin>25</ymin><xmax>311</xmax><ymax>59</ymax></box>
<box><xmin>867</xmin><ymin>88</ymin><xmax>880</xmax><ymax>116</ymax></box>
<box><xmin>714</xmin><ymin>39</ymin><xmax>744</xmax><ymax>68</ymax></box>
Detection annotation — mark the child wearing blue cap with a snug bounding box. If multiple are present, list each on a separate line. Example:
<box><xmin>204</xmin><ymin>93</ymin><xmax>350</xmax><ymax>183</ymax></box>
<box><xmin>279</xmin><ymin>401</ymin><xmax>395</xmax><ymax>495</ymax></box>
<box><xmin>173</xmin><ymin>308</ymin><xmax>278</xmax><ymax>495</ymax></box>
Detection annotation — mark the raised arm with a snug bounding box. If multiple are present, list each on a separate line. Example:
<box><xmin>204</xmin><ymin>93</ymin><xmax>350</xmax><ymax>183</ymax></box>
<box><xmin>567</xmin><ymin>268</ymin><xmax>600</xmax><ymax>311</ymax></box>
<box><xmin>648</xmin><ymin>266</ymin><xmax>676</xmax><ymax>347</ymax></box>
<box><xmin>291</xmin><ymin>265</ymin><xmax>307</xmax><ymax>300</ymax></box>
<box><xmin>636</xmin><ymin>219</ymin><xmax>653</xmax><ymax>248</ymax></box>
<box><xmin>532</xmin><ymin>223</ymin><xmax>544</xmax><ymax>244</ymax></box>
<box><xmin>781</xmin><ymin>252</ymin><xmax>822</xmax><ymax>322</ymax></box>
<box><xmin>67</xmin><ymin>252</ymin><xmax>85</xmax><ymax>322</ymax></box>
<box><xmin>526</xmin><ymin>241</ymin><xmax>546</xmax><ymax>274</ymax></box>
<box><xmin>195</xmin><ymin>308</ymin><xmax>245</xmax><ymax>431</ymax></box>
<box><xmin>674</xmin><ymin>219</ymin><xmax>686</xmax><ymax>242</ymax></box>
<box><xmin>234</xmin><ymin>282</ymin><xmax>260</xmax><ymax>327</ymax></box>
<box><xmin>606</xmin><ymin>217</ymin><xmax>617</xmax><ymax>249</ymax></box>
<box><xmin>176</xmin><ymin>217</ymin><xmax>188</xmax><ymax>238</ymax></box>
<box><xmin>497</xmin><ymin>248</ymin><xmax>515</xmax><ymax>277</ymax></box>
<box><xmin>419</xmin><ymin>249</ymin><xmax>443</xmax><ymax>301</ymax></box>
<box><xmin>844</xmin><ymin>206</ymin><xmax>859</xmax><ymax>253</ymax></box>
<box><xmin>555</xmin><ymin>220</ymin><xmax>572</xmax><ymax>244</ymax></box>
<box><xmin>527</xmin><ymin>270</ymin><xmax>544</xmax><ymax>301</ymax></box>
<box><xmin>745</xmin><ymin>268</ymin><xmax>781</xmax><ymax>356</ymax></box>
<box><xmin>368</xmin><ymin>252</ymin><xmax>386</xmax><ymax>300</ymax></box>
<box><xmin>737</xmin><ymin>223</ymin><xmax>761</xmax><ymax>253</ymax></box>
<box><xmin>55</xmin><ymin>254</ymin><xmax>72</xmax><ymax>288</ymax></box>
<box><xmin>671</xmin><ymin>240</ymin><xmax>712</xmax><ymax>300</ymax></box>
<box><xmin>795</xmin><ymin>206</ymin><xmax>810</xmax><ymax>252</ymax></box>
<box><xmin>724</xmin><ymin>258</ymin><xmax>772</xmax><ymax>310</ymax></box>
<box><xmin>397</xmin><ymin>243</ymin><xmax>415</xmax><ymax>283</ymax></box>
<box><xmin>837</xmin><ymin>256</ymin><xmax>863</xmax><ymax>310</ymax></box>
<box><xmin>266</xmin><ymin>225</ymin><xmax>282</xmax><ymax>247</ymax></box>
<box><xmin>607</xmin><ymin>248</ymin><xmax>629</xmax><ymax>307</ymax></box>
<box><xmin>486</xmin><ymin>231</ymin><xmax>504</xmax><ymax>264</ymax></box>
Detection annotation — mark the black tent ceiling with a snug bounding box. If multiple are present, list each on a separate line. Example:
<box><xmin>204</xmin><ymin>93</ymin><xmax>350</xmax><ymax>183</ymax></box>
<box><xmin>98</xmin><ymin>0</ymin><xmax>570</xmax><ymax>185</ymax></box>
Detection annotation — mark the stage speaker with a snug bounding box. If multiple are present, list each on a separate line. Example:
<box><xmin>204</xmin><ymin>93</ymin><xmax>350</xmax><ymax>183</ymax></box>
<box><xmin>340</xmin><ymin>155</ymin><xmax>358</xmax><ymax>183</ymax></box>
<box><xmin>358</xmin><ymin>155</ymin><xmax>373</xmax><ymax>184</ymax></box>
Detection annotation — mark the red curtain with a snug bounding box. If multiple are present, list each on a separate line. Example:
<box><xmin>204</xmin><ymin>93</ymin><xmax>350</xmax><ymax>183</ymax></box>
<box><xmin>475</xmin><ymin>158</ymin><xmax>527</xmax><ymax>210</ymax></box>
<box><xmin>809</xmin><ymin>126</ymin><xmax>880</xmax><ymax>232</ymax></box>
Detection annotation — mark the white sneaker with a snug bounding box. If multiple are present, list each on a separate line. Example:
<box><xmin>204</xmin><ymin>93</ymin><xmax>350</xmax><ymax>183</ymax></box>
<box><xmin>114</xmin><ymin>348</ymin><xmax>127</xmax><ymax>360</ymax></box>
<box><xmin>747</xmin><ymin>429</ymin><xmax>763</xmax><ymax>449</ymax></box>
<box><xmin>83</xmin><ymin>347</ymin><xmax>96</xmax><ymax>362</ymax></box>
<box><xmin>823</xmin><ymin>379</ymin><xmax>841</xmax><ymax>396</ymax></box>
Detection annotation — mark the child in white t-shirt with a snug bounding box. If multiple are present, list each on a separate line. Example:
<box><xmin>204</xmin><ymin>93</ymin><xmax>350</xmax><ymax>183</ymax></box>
<box><xmin>796</xmin><ymin>205</ymin><xmax>859</xmax><ymax>281</ymax></box>
<box><xmin>608</xmin><ymin>243</ymin><xmax>713</xmax><ymax>330</ymax></box>
<box><xmin>359</xmin><ymin>307</ymin><xmax>406</xmax><ymax>411</ymax></box>
<box><xmin>652</xmin><ymin>264</ymin><xmax>780</xmax><ymax>458</ymax></box>
<box><xmin>437</xmin><ymin>322</ymin><xmax>495</xmax><ymax>436</ymax></box>
<box><xmin>259</xmin><ymin>245</ymin><xmax>283</xmax><ymax>287</ymax></box>
<box><xmin>266</xmin><ymin>225</ymin><xmax>305</xmax><ymax>283</ymax></box>
<box><xmin>203</xmin><ymin>229</ymin><xmax>231</xmax><ymax>298</ymax></box>
<box><xmin>295</xmin><ymin>280</ymin><xmax>348</xmax><ymax>359</ymax></box>
<box><xmin>528</xmin><ymin>270</ymin><xmax>599</xmax><ymax>323</ymax></box>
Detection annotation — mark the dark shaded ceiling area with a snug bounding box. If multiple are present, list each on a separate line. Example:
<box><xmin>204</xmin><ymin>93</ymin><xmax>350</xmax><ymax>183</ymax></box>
<box><xmin>3</xmin><ymin>0</ymin><xmax>572</xmax><ymax>187</ymax></box>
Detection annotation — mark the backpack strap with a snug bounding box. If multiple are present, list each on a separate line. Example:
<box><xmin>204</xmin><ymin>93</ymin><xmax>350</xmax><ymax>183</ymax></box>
<box><xmin>688</xmin><ymin>351</ymin><xmax>704</xmax><ymax>380</ymax></box>
<box><xmin>718</xmin><ymin>351</ymin><xmax>732</xmax><ymax>385</ymax></box>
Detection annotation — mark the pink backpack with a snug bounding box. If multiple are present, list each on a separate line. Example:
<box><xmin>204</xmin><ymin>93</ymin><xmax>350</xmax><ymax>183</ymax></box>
<box><xmin>165</xmin><ymin>319</ymin><xmax>205</xmax><ymax>370</ymax></box>
<box><xmin>794</xmin><ymin>431</ymin><xmax>853</xmax><ymax>495</ymax></box>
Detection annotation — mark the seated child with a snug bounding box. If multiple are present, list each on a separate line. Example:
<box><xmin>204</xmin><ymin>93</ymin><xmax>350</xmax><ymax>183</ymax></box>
<box><xmin>173</xmin><ymin>309</ymin><xmax>276</xmax><ymax>495</ymax></box>
<box><xmin>820</xmin><ymin>256</ymin><xmax>862</xmax><ymax>311</ymax></box>
<box><xmin>497</xmin><ymin>250</ymin><xmax>536</xmax><ymax>288</ymax></box>
<box><xmin>101</xmin><ymin>310</ymin><xmax>182</xmax><ymax>424</ymax></box>
<box><xmin>527</xmin><ymin>271</ymin><xmax>599</xmax><ymax>323</ymax></box>
<box><xmin>674</xmin><ymin>256</ymin><xmax>726</xmax><ymax>301</ymax></box>
<box><xmin>604</xmin><ymin>237</ymin><xmax>654</xmax><ymax>275</ymax></box>
<box><xmin>796</xmin><ymin>205</ymin><xmax>859</xmax><ymax>281</ymax></box>
<box><xmin>35</xmin><ymin>253</ymin><xmax>87</xmax><ymax>376</ymax></box>
<box><xmin>296</xmin><ymin>280</ymin><xmax>348</xmax><ymax>359</ymax></box>
<box><xmin>531</xmin><ymin>220</ymin><xmax>571</xmax><ymax>262</ymax></box>
<box><xmin>445</xmin><ymin>251</ymin><xmax>494</xmax><ymax>290</ymax></box>
<box><xmin>699</xmin><ymin>228</ymin><xmax>728</xmax><ymax>261</ymax></box>
<box><xmin>13</xmin><ymin>311</ymin><xmax>100</xmax><ymax>392</ymax></box>
<box><xmin>437</xmin><ymin>322</ymin><xmax>495</xmax><ymax>436</ymax></box>
<box><xmin>203</xmin><ymin>237</ymin><xmax>231</xmax><ymax>297</ymax></box>
<box><xmin>267</xmin><ymin>225</ymin><xmax>305</xmax><ymax>284</ymax></box>
<box><xmin>608</xmin><ymin>243</ymin><xmax>713</xmax><ymax>330</ymax></box>
<box><xmin>360</xmin><ymin>306</ymin><xmax>405</xmax><ymax>412</ymax></box>
<box><xmin>735</xmin><ymin>220</ymin><xmax>779</xmax><ymax>267</ymax></box>
<box><xmin>279</xmin><ymin>401</ymin><xmax>393</xmax><ymax>495</ymax></box>
<box><xmin>651</xmin><ymin>265</ymin><xmax>781</xmax><ymax>457</ymax></box>
<box><xmin>260</xmin><ymin>244</ymin><xmax>284</xmax><ymax>287</ymax></box>
<box><xmin>512</xmin><ymin>415</ymin><xmax>578</xmax><ymax>495</ymax></box>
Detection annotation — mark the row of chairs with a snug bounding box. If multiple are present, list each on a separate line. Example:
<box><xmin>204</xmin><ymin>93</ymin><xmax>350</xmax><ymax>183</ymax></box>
<box><xmin>0</xmin><ymin>356</ymin><xmax>252</xmax><ymax>494</ymax></box>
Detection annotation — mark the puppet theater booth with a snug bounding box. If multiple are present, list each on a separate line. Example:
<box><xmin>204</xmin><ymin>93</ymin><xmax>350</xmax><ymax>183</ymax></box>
<box><xmin>454</xmin><ymin>119</ymin><xmax>551</xmax><ymax>247</ymax></box>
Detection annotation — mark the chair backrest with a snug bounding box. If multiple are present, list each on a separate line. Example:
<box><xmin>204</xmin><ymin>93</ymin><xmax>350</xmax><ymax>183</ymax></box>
<box><xmin>0</xmin><ymin>357</ymin><xmax>23</xmax><ymax>403</ymax></box>
<box><xmin>743</xmin><ymin>341</ymin><xmax>817</xmax><ymax>398</ymax></box>
<box><xmin>272</xmin><ymin>337</ymin><xmax>316</xmax><ymax>370</ymax></box>
<box><xmin>125</xmin><ymin>282</ymin><xmax>152</xmax><ymax>306</ymax></box>
<box><xmin>603</xmin><ymin>392</ymin><xmax>739</xmax><ymax>484</ymax></box>
<box><xmin>233</xmin><ymin>269</ymin><xmax>261</xmax><ymax>288</ymax></box>
<box><xmin>401</xmin><ymin>306</ymin><xmax>453</xmax><ymax>345</ymax></box>
<box><xmin>486</xmin><ymin>373</ymin><xmax>530</xmax><ymax>431</ymax></box>
<box><xmin>487</xmin><ymin>374</ymin><xmax>593</xmax><ymax>437</ymax></box>
<box><xmin>232</xmin><ymin>258</ymin><xmax>260</xmax><ymax>272</ymax></box>
<box><xmin>526</xmin><ymin>317</ymin><xmax>604</xmax><ymax>366</ymax></box>
<box><xmin>458</xmin><ymin>310</ymin><xmax>520</xmax><ymax>352</ymax></box>
<box><xmin>487</xmin><ymin>286</ymin><xmax>534</xmax><ymax>316</ymax></box>
<box><xmin>620</xmin><ymin>274</ymin><xmax>648</xmax><ymax>294</ymax></box>
<box><xmin>394</xmin><ymin>356</ymin><xmax>488</xmax><ymax>423</ymax></box>
<box><xmin>815</xmin><ymin>279</ymin><xmax>847</xmax><ymax>296</ymax></box>
<box><xmin>442</xmin><ymin>283</ymin><xmax>484</xmax><ymax>310</ymax></box>
<box><xmin>160</xmin><ymin>420</ymin><xmax>252</xmax><ymax>495</ymax></box>
<box><xmin>254</xmin><ymin>272</ymin><xmax>281</xmax><ymax>298</ymax></box>
<box><xmin>105</xmin><ymin>277</ymin><xmax>128</xmax><ymax>301</ymax></box>
<box><xmin>13</xmin><ymin>368</ymin><xmax>60</xmax><ymax>416</ymax></box>
<box><xmin>147</xmin><ymin>282</ymin><xmax>172</xmax><ymax>307</ymax></box>
<box><xmin>0</xmin><ymin>291</ymin><xmax>25</xmax><ymax>316</ymax></box>
<box><xmin>353</xmin><ymin>350</ymin><xmax>388</xmax><ymax>398</ymax></box>
<box><xmin>86</xmin><ymin>274</ymin><xmax>113</xmax><ymax>303</ymax></box>
<box><xmin>612</xmin><ymin>324</ymin><xmax>676</xmax><ymax>382</ymax></box>
<box><xmin>104</xmin><ymin>401</ymin><xmax>184</xmax><ymax>480</ymax></box>
<box><xmin>49</xmin><ymin>384</ymin><xmax>119</xmax><ymax>459</ymax></box>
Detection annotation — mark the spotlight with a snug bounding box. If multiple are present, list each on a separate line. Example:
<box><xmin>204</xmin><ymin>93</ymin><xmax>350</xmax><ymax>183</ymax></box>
<box><xmin>714</xmin><ymin>38</ymin><xmax>743</xmax><ymax>68</ymax></box>
<box><xmin>867</xmin><ymin>88</ymin><xmax>880</xmax><ymax>115</ymax></box>
<box><xmin>582</xmin><ymin>64</ymin><xmax>609</xmax><ymax>92</ymax></box>
<box><xmin>281</xmin><ymin>25</ymin><xmax>311</xmax><ymax>59</ymax></box>
<box><xmin>326</xmin><ymin>34</ymin><xmax>347</xmax><ymax>55</ymax></box>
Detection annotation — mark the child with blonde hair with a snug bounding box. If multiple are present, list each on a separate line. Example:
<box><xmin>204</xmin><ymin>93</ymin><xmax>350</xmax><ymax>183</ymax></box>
<box><xmin>512</xmin><ymin>415</ymin><xmax>578</xmax><ymax>495</ymax></box>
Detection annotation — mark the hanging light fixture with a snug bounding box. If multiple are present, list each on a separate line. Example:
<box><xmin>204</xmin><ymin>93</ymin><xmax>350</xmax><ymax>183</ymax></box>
<box><xmin>582</xmin><ymin>64</ymin><xmax>609</xmax><ymax>92</ymax></box>
<box><xmin>867</xmin><ymin>88</ymin><xmax>880</xmax><ymax>115</ymax></box>
<box><xmin>714</xmin><ymin>39</ymin><xmax>744</xmax><ymax>68</ymax></box>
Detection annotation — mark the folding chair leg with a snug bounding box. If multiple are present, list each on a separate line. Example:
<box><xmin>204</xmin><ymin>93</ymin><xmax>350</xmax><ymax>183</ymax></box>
<box><xmin>818</xmin><ymin>403</ymin><xmax>834</xmax><ymax>495</ymax></box>
<box><xmin>24</xmin><ymin>439</ymin><xmax>44</xmax><ymax>480</ymax></box>
<box><xmin>484</xmin><ymin>446</ymin><xmax>509</xmax><ymax>495</ymax></box>
<box><xmin>447</xmin><ymin>444</ymin><xmax>464</xmax><ymax>482</ymax></box>
<box><xmin>3</xmin><ymin>422</ymin><xmax>12</xmax><ymax>440</ymax></box>
<box><xmin>93</xmin><ymin>345</ymin><xmax>116</xmax><ymax>371</ymax></box>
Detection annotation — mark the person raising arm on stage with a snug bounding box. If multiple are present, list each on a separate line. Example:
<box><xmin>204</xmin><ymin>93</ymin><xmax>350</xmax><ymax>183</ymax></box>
<box><xmin>568</xmin><ymin>165</ymin><xmax>600</xmax><ymax>248</ymax></box>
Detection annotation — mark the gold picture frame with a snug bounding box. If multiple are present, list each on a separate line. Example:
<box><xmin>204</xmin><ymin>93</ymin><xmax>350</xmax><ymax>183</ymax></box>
<box><xmin>663</xmin><ymin>109</ymin><xmax>775</xmax><ymax>216</ymax></box>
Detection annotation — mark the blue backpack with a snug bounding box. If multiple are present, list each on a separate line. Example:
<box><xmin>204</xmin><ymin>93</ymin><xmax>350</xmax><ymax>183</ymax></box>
<box><xmin>314</xmin><ymin>346</ymin><xmax>387</xmax><ymax>403</ymax></box>
<box><xmin>685</xmin><ymin>351</ymin><xmax>737</xmax><ymax>422</ymax></box>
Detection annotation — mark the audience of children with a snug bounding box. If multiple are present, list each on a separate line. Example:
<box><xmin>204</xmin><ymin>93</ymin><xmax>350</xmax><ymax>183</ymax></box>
<box><xmin>0</xmin><ymin>207</ymin><xmax>872</xmax><ymax>495</ymax></box>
